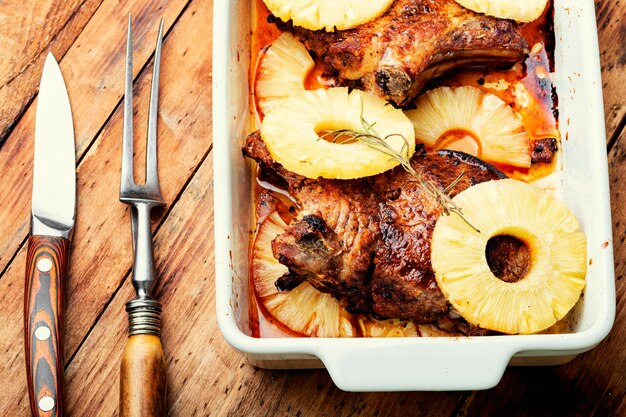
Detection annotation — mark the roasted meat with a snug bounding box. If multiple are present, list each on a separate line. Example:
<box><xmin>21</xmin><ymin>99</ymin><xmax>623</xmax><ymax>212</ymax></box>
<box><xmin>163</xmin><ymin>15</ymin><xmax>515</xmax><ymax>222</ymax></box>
<box><xmin>244</xmin><ymin>131</ymin><xmax>506</xmax><ymax>334</ymax></box>
<box><xmin>274</xmin><ymin>0</ymin><xmax>529</xmax><ymax>106</ymax></box>
<box><xmin>531</xmin><ymin>138</ymin><xmax>558</xmax><ymax>164</ymax></box>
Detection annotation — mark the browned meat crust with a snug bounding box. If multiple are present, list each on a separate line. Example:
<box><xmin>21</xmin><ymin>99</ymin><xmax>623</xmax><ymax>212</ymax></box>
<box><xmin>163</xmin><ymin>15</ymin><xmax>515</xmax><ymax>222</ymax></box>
<box><xmin>274</xmin><ymin>0</ymin><xmax>528</xmax><ymax>106</ymax></box>
<box><xmin>531</xmin><ymin>138</ymin><xmax>558</xmax><ymax>164</ymax></box>
<box><xmin>486</xmin><ymin>236</ymin><xmax>530</xmax><ymax>283</ymax></box>
<box><xmin>244</xmin><ymin>131</ymin><xmax>506</xmax><ymax>335</ymax></box>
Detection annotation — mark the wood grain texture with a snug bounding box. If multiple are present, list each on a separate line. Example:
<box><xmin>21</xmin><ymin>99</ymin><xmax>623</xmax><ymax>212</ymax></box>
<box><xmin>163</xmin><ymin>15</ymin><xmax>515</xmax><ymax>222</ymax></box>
<box><xmin>0</xmin><ymin>0</ymin><xmax>623</xmax><ymax>416</ymax></box>
<box><xmin>24</xmin><ymin>236</ymin><xmax>70</xmax><ymax>417</ymax></box>
<box><xmin>0</xmin><ymin>0</ymin><xmax>189</xmax><ymax>274</ymax></box>
<box><xmin>0</xmin><ymin>0</ymin><xmax>201</xmax><ymax>414</ymax></box>
<box><xmin>0</xmin><ymin>0</ymin><xmax>102</xmax><ymax>144</ymax></box>
<box><xmin>120</xmin><ymin>335</ymin><xmax>167</xmax><ymax>417</ymax></box>
<box><xmin>0</xmin><ymin>1</ymin><xmax>83</xmax><ymax>85</ymax></box>
<box><xmin>596</xmin><ymin>0</ymin><xmax>626</xmax><ymax>141</ymax></box>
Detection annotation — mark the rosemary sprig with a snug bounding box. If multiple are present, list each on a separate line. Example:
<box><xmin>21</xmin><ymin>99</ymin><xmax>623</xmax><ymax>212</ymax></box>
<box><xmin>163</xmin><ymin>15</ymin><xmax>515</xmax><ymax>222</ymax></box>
<box><xmin>318</xmin><ymin>109</ymin><xmax>480</xmax><ymax>233</ymax></box>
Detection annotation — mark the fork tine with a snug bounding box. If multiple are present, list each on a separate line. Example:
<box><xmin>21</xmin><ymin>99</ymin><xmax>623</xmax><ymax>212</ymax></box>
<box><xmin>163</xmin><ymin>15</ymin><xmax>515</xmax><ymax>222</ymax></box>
<box><xmin>146</xmin><ymin>18</ymin><xmax>164</xmax><ymax>192</ymax></box>
<box><xmin>121</xmin><ymin>14</ymin><xmax>135</xmax><ymax>192</ymax></box>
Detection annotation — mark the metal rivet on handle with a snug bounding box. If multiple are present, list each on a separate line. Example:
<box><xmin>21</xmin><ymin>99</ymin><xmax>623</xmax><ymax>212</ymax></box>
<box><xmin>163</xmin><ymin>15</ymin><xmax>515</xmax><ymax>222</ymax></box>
<box><xmin>35</xmin><ymin>326</ymin><xmax>51</xmax><ymax>341</ymax></box>
<box><xmin>37</xmin><ymin>258</ymin><xmax>53</xmax><ymax>273</ymax></box>
<box><xmin>38</xmin><ymin>396</ymin><xmax>55</xmax><ymax>412</ymax></box>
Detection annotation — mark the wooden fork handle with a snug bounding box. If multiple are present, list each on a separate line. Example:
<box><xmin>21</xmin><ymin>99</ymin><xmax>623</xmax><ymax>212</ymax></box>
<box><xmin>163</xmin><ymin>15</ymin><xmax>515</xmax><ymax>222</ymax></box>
<box><xmin>120</xmin><ymin>334</ymin><xmax>167</xmax><ymax>416</ymax></box>
<box><xmin>24</xmin><ymin>235</ymin><xmax>69</xmax><ymax>417</ymax></box>
<box><xmin>120</xmin><ymin>300</ymin><xmax>167</xmax><ymax>416</ymax></box>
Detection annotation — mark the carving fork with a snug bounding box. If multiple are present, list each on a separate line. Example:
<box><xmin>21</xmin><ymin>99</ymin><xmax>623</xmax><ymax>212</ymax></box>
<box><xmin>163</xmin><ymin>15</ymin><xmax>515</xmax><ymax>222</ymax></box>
<box><xmin>118</xmin><ymin>16</ymin><xmax>167</xmax><ymax>417</ymax></box>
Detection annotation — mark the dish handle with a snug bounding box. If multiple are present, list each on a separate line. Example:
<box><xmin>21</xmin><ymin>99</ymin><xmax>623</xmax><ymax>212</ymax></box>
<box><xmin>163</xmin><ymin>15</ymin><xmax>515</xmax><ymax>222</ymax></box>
<box><xmin>317</xmin><ymin>342</ymin><xmax>514</xmax><ymax>392</ymax></box>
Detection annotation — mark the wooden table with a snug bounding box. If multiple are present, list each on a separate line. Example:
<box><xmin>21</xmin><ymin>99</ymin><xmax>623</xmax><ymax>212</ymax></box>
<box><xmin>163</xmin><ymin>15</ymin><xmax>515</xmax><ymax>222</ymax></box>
<box><xmin>0</xmin><ymin>1</ymin><xmax>623</xmax><ymax>416</ymax></box>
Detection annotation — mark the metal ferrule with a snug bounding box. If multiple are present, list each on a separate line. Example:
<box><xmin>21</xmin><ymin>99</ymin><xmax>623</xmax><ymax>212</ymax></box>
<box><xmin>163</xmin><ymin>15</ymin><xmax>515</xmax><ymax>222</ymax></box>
<box><xmin>126</xmin><ymin>299</ymin><xmax>162</xmax><ymax>337</ymax></box>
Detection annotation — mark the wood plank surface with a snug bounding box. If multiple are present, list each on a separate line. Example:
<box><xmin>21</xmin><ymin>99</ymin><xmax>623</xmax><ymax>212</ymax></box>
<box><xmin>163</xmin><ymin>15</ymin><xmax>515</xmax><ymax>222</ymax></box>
<box><xmin>0</xmin><ymin>0</ymin><xmax>188</xmax><ymax>273</ymax></box>
<box><xmin>0</xmin><ymin>0</ymin><xmax>624</xmax><ymax>416</ymax></box>
<box><xmin>596</xmin><ymin>0</ymin><xmax>626</xmax><ymax>142</ymax></box>
<box><xmin>0</xmin><ymin>0</ymin><xmax>102</xmax><ymax>143</ymax></box>
<box><xmin>0</xmin><ymin>0</ymin><xmax>202</xmax><ymax>414</ymax></box>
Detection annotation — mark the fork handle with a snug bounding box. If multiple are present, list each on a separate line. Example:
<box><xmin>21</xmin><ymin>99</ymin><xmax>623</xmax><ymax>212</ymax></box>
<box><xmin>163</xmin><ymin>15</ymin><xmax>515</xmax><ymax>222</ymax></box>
<box><xmin>119</xmin><ymin>300</ymin><xmax>166</xmax><ymax>417</ymax></box>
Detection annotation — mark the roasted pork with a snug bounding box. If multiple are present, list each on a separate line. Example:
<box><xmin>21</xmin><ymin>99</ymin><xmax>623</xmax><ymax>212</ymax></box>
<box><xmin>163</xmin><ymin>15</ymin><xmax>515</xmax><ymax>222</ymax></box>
<box><xmin>244</xmin><ymin>131</ymin><xmax>506</xmax><ymax>334</ymax></box>
<box><xmin>274</xmin><ymin>0</ymin><xmax>528</xmax><ymax>106</ymax></box>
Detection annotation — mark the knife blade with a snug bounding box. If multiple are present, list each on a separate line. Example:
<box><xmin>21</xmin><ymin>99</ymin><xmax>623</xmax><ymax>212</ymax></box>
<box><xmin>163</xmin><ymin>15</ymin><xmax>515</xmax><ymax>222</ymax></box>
<box><xmin>24</xmin><ymin>52</ymin><xmax>76</xmax><ymax>417</ymax></box>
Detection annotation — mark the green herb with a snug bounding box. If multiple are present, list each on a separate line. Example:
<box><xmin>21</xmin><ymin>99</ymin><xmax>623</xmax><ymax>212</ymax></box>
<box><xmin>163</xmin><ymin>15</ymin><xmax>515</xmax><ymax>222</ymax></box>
<box><xmin>318</xmin><ymin>108</ymin><xmax>480</xmax><ymax>233</ymax></box>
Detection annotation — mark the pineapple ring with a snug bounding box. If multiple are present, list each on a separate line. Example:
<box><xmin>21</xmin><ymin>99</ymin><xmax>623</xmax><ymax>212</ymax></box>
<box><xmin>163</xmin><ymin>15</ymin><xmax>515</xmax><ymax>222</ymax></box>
<box><xmin>454</xmin><ymin>0</ymin><xmax>548</xmax><ymax>23</ymax></box>
<box><xmin>431</xmin><ymin>179</ymin><xmax>587</xmax><ymax>335</ymax></box>
<box><xmin>261</xmin><ymin>87</ymin><xmax>415</xmax><ymax>179</ymax></box>
<box><xmin>252</xmin><ymin>212</ymin><xmax>418</xmax><ymax>337</ymax></box>
<box><xmin>405</xmin><ymin>86</ymin><xmax>531</xmax><ymax>168</ymax></box>
<box><xmin>256</xmin><ymin>33</ymin><xmax>314</xmax><ymax>115</ymax></box>
<box><xmin>263</xmin><ymin>0</ymin><xmax>395</xmax><ymax>32</ymax></box>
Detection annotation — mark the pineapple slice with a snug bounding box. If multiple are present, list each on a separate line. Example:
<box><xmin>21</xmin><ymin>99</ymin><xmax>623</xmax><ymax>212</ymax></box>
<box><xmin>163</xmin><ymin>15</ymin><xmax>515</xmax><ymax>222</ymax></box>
<box><xmin>454</xmin><ymin>0</ymin><xmax>548</xmax><ymax>23</ymax></box>
<box><xmin>261</xmin><ymin>87</ymin><xmax>415</xmax><ymax>179</ymax></box>
<box><xmin>263</xmin><ymin>0</ymin><xmax>395</xmax><ymax>31</ymax></box>
<box><xmin>431</xmin><ymin>179</ymin><xmax>587</xmax><ymax>335</ymax></box>
<box><xmin>358</xmin><ymin>318</ymin><xmax>419</xmax><ymax>337</ymax></box>
<box><xmin>256</xmin><ymin>33</ymin><xmax>314</xmax><ymax>115</ymax></box>
<box><xmin>252</xmin><ymin>212</ymin><xmax>354</xmax><ymax>337</ymax></box>
<box><xmin>405</xmin><ymin>86</ymin><xmax>531</xmax><ymax>168</ymax></box>
<box><xmin>252</xmin><ymin>212</ymin><xmax>418</xmax><ymax>337</ymax></box>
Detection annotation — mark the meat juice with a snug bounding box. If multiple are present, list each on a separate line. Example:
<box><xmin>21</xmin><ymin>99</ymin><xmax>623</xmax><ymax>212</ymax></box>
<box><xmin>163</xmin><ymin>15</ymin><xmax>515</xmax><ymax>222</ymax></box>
<box><xmin>247</xmin><ymin>0</ymin><xmax>562</xmax><ymax>338</ymax></box>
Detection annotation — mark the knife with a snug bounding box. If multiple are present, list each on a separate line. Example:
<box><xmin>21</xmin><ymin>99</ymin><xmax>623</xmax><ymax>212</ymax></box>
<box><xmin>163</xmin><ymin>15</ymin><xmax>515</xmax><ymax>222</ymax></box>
<box><xmin>24</xmin><ymin>52</ymin><xmax>75</xmax><ymax>417</ymax></box>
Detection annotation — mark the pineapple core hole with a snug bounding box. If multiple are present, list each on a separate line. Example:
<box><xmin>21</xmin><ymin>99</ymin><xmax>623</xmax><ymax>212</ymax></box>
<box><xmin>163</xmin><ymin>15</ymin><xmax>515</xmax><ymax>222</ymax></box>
<box><xmin>435</xmin><ymin>129</ymin><xmax>481</xmax><ymax>156</ymax></box>
<box><xmin>316</xmin><ymin>124</ymin><xmax>359</xmax><ymax>144</ymax></box>
<box><xmin>485</xmin><ymin>235</ymin><xmax>531</xmax><ymax>283</ymax></box>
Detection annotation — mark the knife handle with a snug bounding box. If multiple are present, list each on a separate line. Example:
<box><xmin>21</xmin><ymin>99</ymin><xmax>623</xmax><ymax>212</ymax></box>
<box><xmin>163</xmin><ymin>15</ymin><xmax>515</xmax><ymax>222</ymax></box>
<box><xmin>120</xmin><ymin>300</ymin><xmax>167</xmax><ymax>417</ymax></box>
<box><xmin>24</xmin><ymin>235</ymin><xmax>69</xmax><ymax>417</ymax></box>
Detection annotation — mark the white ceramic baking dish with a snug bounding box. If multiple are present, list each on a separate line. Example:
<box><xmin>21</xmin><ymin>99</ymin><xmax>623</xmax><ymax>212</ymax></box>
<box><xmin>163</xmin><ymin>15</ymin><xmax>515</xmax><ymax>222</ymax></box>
<box><xmin>212</xmin><ymin>0</ymin><xmax>616</xmax><ymax>391</ymax></box>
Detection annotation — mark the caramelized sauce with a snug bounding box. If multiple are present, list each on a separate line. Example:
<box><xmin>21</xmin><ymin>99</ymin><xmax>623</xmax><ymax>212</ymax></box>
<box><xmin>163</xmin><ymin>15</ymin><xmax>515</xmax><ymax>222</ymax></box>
<box><xmin>250</xmin><ymin>3</ymin><xmax>281</xmax><ymax>71</ymax></box>
<box><xmin>248</xmin><ymin>0</ymin><xmax>561</xmax><ymax>338</ymax></box>
<box><xmin>436</xmin><ymin>4</ymin><xmax>558</xmax><ymax>182</ymax></box>
<box><xmin>435</xmin><ymin>129</ymin><xmax>482</xmax><ymax>156</ymax></box>
<box><xmin>249</xmin><ymin>4</ymin><xmax>282</xmax><ymax>123</ymax></box>
<box><xmin>305</xmin><ymin>60</ymin><xmax>336</xmax><ymax>90</ymax></box>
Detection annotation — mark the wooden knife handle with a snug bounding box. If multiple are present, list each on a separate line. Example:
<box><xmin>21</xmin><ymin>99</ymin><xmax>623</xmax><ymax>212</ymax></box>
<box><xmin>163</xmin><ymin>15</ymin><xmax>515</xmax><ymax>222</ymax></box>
<box><xmin>24</xmin><ymin>235</ymin><xmax>69</xmax><ymax>417</ymax></box>
<box><xmin>120</xmin><ymin>300</ymin><xmax>167</xmax><ymax>417</ymax></box>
